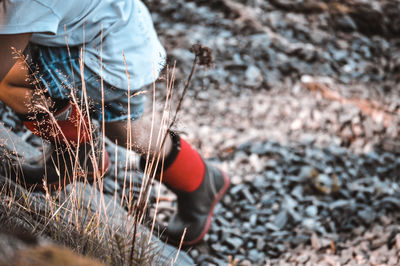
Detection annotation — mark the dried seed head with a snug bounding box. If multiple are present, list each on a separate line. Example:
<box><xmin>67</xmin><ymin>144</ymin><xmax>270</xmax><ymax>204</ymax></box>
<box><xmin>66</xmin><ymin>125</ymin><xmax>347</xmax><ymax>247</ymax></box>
<box><xmin>190</xmin><ymin>44</ymin><xmax>214</xmax><ymax>68</ymax></box>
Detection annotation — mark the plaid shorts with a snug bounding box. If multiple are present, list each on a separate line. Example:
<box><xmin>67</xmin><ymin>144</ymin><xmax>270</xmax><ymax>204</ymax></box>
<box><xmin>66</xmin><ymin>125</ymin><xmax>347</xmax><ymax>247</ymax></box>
<box><xmin>25</xmin><ymin>43</ymin><xmax>146</xmax><ymax>122</ymax></box>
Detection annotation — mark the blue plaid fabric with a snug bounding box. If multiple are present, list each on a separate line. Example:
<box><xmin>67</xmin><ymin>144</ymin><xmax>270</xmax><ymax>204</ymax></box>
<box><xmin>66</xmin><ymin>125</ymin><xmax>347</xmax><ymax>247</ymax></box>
<box><xmin>25</xmin><ymin>43</ymin><xmax>146</xmax><ymax>122</ymax></box>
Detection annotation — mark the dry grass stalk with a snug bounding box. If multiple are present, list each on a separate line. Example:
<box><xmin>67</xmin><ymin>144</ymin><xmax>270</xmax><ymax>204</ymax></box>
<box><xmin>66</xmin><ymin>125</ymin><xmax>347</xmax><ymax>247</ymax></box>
<box><xmin>0</xmin><ymin>40</ymin><xmax>212</xmax><ymax>265</ymax></box>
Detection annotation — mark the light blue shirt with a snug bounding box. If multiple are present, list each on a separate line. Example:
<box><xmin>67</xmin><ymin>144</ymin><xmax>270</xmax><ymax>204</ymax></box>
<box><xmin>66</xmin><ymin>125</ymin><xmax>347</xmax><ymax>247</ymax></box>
<box><xmin>0</xmin><ymin>0</ymin><xmax>166</xmax><ymax>91</ymax></box>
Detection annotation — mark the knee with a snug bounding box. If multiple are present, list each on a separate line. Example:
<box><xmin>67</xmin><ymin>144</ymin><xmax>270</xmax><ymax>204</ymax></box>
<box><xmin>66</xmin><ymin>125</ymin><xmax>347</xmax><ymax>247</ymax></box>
<box><xmin>105</xmin><ymin>115</ymin><xmax>166</xmax><ymax>155</ymax></box>
<box><xmin>105</xmin><ymin>117</ymin><xmax>147</xmax><ymax>144</ymax></box>
<box><xmin>1</xmin><ymin>59</ymin><xmax>31</xmax><ymax>88</ymax></box>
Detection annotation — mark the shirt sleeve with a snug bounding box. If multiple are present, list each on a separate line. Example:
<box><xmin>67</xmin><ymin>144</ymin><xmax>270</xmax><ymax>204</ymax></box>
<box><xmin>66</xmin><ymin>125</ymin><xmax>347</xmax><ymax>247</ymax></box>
<box><xmin>0</xmin><ymin>0</ymin><xmax>60</xmax><ymax>35</ymax></box>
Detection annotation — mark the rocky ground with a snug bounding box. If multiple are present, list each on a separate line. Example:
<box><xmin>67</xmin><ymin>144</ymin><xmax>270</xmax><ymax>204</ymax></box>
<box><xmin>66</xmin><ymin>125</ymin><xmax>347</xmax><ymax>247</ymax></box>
<box><xmin>0</xmin><ymin>0</ymin><xmax>400</xmax><ymax>265</ymax></box>
<box><xmin>143</xmin><ymin>0</ymin><xmax>400</xmax><ymax>265</ymax></box>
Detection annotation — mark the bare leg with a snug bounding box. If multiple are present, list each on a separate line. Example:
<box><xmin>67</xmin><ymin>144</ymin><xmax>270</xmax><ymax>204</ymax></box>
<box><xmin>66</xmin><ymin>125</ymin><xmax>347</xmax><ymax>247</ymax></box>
<box><xmin>0</xmin><ymin>59</ymin><xmax>52</xmax><ymax>115</ymax></box>
<box><xmin>105</xmin><ymin>112</ymin><xmax>173</xmax><ymax>158</ymax></box>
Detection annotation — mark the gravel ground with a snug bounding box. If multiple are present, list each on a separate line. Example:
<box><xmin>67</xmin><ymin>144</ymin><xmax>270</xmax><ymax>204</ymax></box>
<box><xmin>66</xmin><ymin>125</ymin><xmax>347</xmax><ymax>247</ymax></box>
<box><xmin>143</xmin><ymin>0</ymin><xmax>400</xmax><ymax>265</ymax></box>
<box><xmin>0</xmin><ymin>0</ymin><xmax>399</xmax><ymax>265</ymax></box>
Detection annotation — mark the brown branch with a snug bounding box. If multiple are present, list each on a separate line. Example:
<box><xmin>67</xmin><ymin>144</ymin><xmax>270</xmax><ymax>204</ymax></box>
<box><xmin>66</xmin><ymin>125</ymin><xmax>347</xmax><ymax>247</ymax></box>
<box><xmin>302</xmin><ymin>76</ymin><xmax>397</xmax><ymax>128</ymax></box>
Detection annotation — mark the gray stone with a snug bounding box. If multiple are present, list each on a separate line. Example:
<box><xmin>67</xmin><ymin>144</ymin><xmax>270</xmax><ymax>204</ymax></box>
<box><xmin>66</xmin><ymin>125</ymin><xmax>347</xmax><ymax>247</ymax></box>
<box><xmin>244</xmin><ymin>65</ymin><xmax>263</xmax><ymax>87</ymax></box>
<box><xmin>274</xmin><ymin>210</ymin><xmax>288</xmax><ymax>230</ymax></box>
<box><xmin>305</xmin><ymin>205</ymin><xmax>318</xmax><ymax>217</ymax></box>
<box><xmin>224</xmin><ymin>237</ymin><xmax>244</xmax><ymax>250</ymax></box>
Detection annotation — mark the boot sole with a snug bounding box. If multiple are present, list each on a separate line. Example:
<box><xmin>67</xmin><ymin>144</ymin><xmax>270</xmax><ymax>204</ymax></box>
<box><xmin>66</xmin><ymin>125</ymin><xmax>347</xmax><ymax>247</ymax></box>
<box><xmin>182</xmin><ymin>168</ymin><xmax>230</xmax><ymax>246</ymax></box>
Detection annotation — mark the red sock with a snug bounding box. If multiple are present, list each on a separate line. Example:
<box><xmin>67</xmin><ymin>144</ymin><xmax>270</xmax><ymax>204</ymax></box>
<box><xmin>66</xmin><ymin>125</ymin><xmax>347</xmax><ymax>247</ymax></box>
<box><xmin>23</xmin><ymin>102</ymin><xmax>91</xmax><ymax>145</ymax></box>
<box><xmin>161</xmin><ymin>137</ymin><xmax>205</xmax><ymax>192</ymax></box>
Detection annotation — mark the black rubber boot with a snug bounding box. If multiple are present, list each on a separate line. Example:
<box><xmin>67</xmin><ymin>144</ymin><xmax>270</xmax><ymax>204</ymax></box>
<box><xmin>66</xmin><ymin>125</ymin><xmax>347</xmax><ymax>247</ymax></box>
<box><xmin>10</xmin><ymin>132</ymin><xmax>109</xmax><ymax>191</ymax></box>
<box><xmin>164</xmin><ymin>162</ymin><xmax>230</xmax><ymax>245</ymax></box>
<box><xmin>8</xmin><ymin>99</ymin><xmax>109</xmax><ymax>191</ymax></box>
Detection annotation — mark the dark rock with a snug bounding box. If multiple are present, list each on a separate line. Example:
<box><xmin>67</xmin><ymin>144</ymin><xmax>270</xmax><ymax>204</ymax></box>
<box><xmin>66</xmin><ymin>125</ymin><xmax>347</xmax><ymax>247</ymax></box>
<box><xmin>244</xmin><ymin>65</ymin><xmax>263</xmax><ymax>87</ymax></box>
<box><xmin>249</xmin><ymin>214</ymin><xmax>257</xmax><ymax>226</ymax></box>
<box><xmin>275</xmin><ymin>244</ymin><xmax>286</xmax><ymax>253</ymax></box>
<box><xmin>290</xmin><ymin>234</ymin><xmax>310</xmax><ymax>246</ymax></box>
<box><xmin>248</xmin><ymin>249</ymin><xmax>265</xmax><ymax>263</ymax></box>
<box><xmin>230</xmin><ymin>184</ymin><xmax>244</xmax><ymax>195</ymax></box>
<box><xmin>329</xmin><ymin>199</ymin><xmax>352</xmax><ymax>210</ymax></box>
<box><xmin>240</xmin><ymin>187</ymin><xmax>256</xmax><ymax>205</ymax></box>
<box><xmin>215</xmin><ymin>216</ymin><xmax>231</xmax><ymax>228</ymax></box>
<box><xmin>358</xmin><ymin>209</ymin><xmax>376</xmax><ymax>224</ymax></box>
<box><xmin>225</xmin><ymin>211</ymin><xmax>234</xmax><ymax>220</ymax></box>
<box><xmin>190</xmin><ymin>249</ymin><xmax>199</xmax><ymax>258</ymax></box>
<box><xmin>335</xmin><ymin>15</ymin><xmax>358</xmax><ymax>32</ymax></box>
<box><xmin>224</xmin><ymin>237</ymin><xmax>243</xmax><ymax>250</ymax></box>
<box><xmin>298</xmin><ymin>166</ymin><xmax>317</xmax><ymax>182</ymax></box>
<box><xmin>265</xmin><ymin>223</ymin><xmax>280</xmax><ymax>232</ymax></box>
<box><xmin>305</xmin><ymin>205</ymin><xmax>318</xmax><ymax>217</ymax></box>
<box><xmin>288</xmin><ymin>209</ymin><xmax>302</xmax><ymax>224</ymax></box>
<box><xmin>246</xmin><ymin>241</ymin><xmax>254</xmax><ymax>249</ymax></box>
<box><xmin>274</xmin><ymin>210</ymin><xmax>288</xmax><ymax>230</ymax></box>
<box><xmin>209</xmin><ymin>234</ymin><xmax>218</xmax><ymax>243</ymax></box>
<box><xmin>222</xmin><ymin>194</ymin><xmax>232</xmax><ymax>206</ymax></box>
<box><xmin>291</xmin><ymin>186</ymin><xmax>304</xmax><ymax>200</ymax></box>
<box><xmin>375</xmin><ymin>197</ymin><xmax>400</xmax><ymax>209</ymax></box>
<box><xmin>250</xmin><ymin>142</ymin><xmax>269</xmax><ymax>155</ymax></box>
<box><xmin>211</xmin><ymin>243</ymin><xmax>223</xmax><ymax>253</ymax></box>
<box><xmin>255</xmin><ymin>236</ymin><xmax>266</xmax><ymax>251</ymax></box>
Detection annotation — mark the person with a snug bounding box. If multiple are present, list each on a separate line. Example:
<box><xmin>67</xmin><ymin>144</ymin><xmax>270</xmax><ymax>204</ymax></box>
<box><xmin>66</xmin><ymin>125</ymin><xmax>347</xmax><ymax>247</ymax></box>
<box><xmin>0</xmin><ymin>0</ymin><xmax>229</xmax><ymax>245</ymax></box>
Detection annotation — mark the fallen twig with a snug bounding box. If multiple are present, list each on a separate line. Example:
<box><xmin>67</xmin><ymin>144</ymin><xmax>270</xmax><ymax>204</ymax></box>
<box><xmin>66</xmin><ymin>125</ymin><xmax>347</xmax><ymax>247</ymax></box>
<box><xmin>301</xmin><ymin>75</ymin><xmax>397</xmax><ymax>128</ymax></box>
